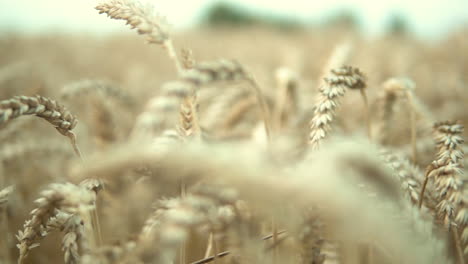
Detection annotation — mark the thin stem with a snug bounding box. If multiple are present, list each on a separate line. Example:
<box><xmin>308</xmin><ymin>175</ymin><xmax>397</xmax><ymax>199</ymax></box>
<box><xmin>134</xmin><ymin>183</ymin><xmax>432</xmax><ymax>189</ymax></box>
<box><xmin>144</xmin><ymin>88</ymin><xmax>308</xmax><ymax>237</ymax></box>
<box><xmin>190</xmin><ymin>251</ymin><xmax>230</xmax><ymax>264</ymax></box>
<box><xmin>452</xmin><ymin>228</ymin><xmax>466</xmax><ymax>264</ymax></box>
<box><xmin>180</xmin><ymin>180</ymin><xmax>187</xmax><ymax>264</ymax></box>
<box><xmin>360</xmin><ymin>89</ymin><xmax>372</xmax><ymax>141</ymax></box>
<box><xmin>261</xmin><ymin>230</ymin><xmax>287</xmax><ymax>240</ymax></box>
<box><xmin>405</xmin><ymin>91</ymin><xmax>417</xmax><ymax>163</ymax></box>
<box><xmin>91</xmin><ymin>202</ymin><xmax>103</xmax><ymax>246</ymax></box>
<box><xmin>204</xmin><ymin>233</ymin><xmax>214</xmax><ymax>258</ymax></box>
<box><xmin>65</xmin><ymin>131</ymin><xmax>83</xmax><ymax>161</ymax></box>
<box><xmin>0</xmin><ymin>167</ymin><xmax>11</xmax><ymax>263</ymax></box>
<box><xmin>264</xmin><ymin>235</ymin><xmax>289</xmax><ymax>252</ymax></box>
<box><xmin>272</xmin><ymin>217</ymin><xmax>278</xmax><ymax>263</ymax></box>
<box><xmin>163</xmin><ymin>39</ymin><xmax>184</xmax><ymax>76</ymax></box>
<box><xmin>418</xmin><ymin>165</ymin><xmax>433</xmax><ymax>209</ymax></box>
<box><xmin>247</xmin><ymin>78</ymin><xmax>272</xmax><ymax>143</ymax></box>
<box><xmin>190</xmin><ymin>231</ymin><xmax>287</xmax><ymax>264</ymax></box>
<box><xmin>367</xmin><ymin>243</ymin><xmax>374</xmax><ymax>264</ymax></box>
<box><xmin>212</xmin><ymin>237</ymin><xmax>219</xmax><ymax>264</ymax></box>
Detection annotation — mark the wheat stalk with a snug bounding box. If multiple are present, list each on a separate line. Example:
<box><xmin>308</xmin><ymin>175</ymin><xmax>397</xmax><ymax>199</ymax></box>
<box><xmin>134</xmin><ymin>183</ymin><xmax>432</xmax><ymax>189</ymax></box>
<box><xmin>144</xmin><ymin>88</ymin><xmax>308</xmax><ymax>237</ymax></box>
<box><xmin>273</xmin><ymin>67</ymin><xmax>298</xmax><ymax>132</ymax></box>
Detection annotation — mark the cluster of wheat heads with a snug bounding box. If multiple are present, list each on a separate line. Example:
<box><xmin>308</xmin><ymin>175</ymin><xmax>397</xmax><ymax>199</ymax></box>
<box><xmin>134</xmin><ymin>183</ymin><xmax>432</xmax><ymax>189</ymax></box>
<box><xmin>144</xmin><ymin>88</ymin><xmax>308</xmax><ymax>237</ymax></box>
<box><xmin>0</xmin><ymin>0</ymin><xmax>467</xmax><ymax>263</ymax></box>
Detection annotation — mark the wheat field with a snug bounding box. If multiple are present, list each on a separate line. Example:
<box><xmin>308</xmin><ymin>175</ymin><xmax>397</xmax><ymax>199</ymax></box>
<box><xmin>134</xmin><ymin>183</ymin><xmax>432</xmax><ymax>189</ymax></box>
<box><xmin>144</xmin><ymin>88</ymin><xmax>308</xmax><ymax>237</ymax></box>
<box><xmin>0</xmin><ymin>1</ymin><xmax>467</xmax><ymax>264</ymax></box>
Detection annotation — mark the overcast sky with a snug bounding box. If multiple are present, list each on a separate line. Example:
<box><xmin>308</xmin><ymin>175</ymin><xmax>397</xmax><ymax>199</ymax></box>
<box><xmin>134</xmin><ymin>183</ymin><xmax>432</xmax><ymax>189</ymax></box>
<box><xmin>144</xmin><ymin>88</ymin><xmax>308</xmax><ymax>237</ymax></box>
<box><xmin>1</xmin><ymin>0</ymin><xmax>467</xmax><ymax>38</ymax></box>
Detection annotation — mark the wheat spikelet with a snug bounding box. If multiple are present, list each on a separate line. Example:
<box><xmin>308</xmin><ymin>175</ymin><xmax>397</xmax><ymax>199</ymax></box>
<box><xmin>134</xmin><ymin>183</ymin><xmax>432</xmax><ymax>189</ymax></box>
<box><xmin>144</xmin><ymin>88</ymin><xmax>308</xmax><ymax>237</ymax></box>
<box><xmin>308</xmin><ymin>66</ymin><xmax>366</xmax><ymax>150</ymax></box>
<box><xmin>178</xmin><ymin>94</ymin><xmax>201</xmax><ymax>140</ymax></box>
<box><xmin>16</xmin><ymin>183</ymin><xmax>95</xmax><ymax>263</ymax></box>
<box><xmin>181</xmin><ymin>48</ymin><xmax>195</xmax><ymax>70</ymax></box>
<box><xmin>62</xmin><ymin>214</ymin><xmax>86</xmax><ymax>264</ymax></box>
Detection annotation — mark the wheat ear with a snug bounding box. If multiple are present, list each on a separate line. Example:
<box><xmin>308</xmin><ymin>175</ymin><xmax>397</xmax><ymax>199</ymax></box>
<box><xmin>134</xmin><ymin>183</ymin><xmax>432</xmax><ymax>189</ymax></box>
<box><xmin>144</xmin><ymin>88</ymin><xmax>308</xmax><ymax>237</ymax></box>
<box><xmin>419</xmin><ymin>121</ymin><xmax>465</xmax><ymax>263</ymax></box>
<box><xmin>0</xmin><ymin>95</ymin><xmax>81</xmax><ymax>158</ymax></box>
<box><xmin>61</xmin><ymin>79</ymin><xmax>133</xmax><ymax>105</ymax></box>
<box><xmin>16</xmin><ymin>183</ymin><xmax>95</xmax><ymax>263</ymax></box>
<box><xmin>96</xmin><ymin>0</ymin><xmax>183</xmax><ymax>74</ymax></box>
<box><xmin>137</xmin><ymin>185</ymin><xmax>237</xmax><ymax>263</ymax></box>
<box><xmin>308</xmin><ymin>66</ymin><xmax>366</xmax><ymax>150</ymax></box>
<box><xmin>182</xmin><ymin>59</ymin><xmax>272</xmax><ymax>140</ymax></box>
<box><xmin>46</xmin><ymin>211</ymin><xmax>87</xmax><ymax>264</ymax></box>
<box><xmin>378</xmin><ymin>78</ymin><xmax>430</xmax><ymax>163</ymax></box>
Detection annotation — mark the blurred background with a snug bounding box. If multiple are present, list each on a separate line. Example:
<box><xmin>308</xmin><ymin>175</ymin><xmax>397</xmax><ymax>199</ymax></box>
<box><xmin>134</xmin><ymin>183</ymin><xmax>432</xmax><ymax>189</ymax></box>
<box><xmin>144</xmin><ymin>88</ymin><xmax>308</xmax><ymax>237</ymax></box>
<box><xmin>1</xmin><ymin>0</ymin><xmax>467</xmax><ymax>39</ymax></box>
<box><xmin>0</xmin><ymin>2</ymin><xmax>468</xmax><ymax>263</ymax></box>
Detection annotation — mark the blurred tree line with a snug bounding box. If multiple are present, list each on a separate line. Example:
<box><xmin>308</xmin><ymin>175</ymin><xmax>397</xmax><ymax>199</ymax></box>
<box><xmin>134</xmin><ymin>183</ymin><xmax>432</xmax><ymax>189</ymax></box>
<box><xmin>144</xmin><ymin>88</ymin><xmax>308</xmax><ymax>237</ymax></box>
<box><xmin>201</xmin><ymin>2</ymin><xmax>409</xmax><ymax>35</ymax></box>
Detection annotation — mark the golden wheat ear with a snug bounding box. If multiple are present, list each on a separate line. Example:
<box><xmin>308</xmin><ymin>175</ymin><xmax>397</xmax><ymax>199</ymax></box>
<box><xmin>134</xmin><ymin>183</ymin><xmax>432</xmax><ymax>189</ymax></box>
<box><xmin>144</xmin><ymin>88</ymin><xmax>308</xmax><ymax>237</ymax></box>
<box><xmin>418</xmin><ymin>121</ymin><xmax>466</xmax><ymax>263</ymax></box>
<box><xmin>16</xmin><ymin>183</ymin><xmax>96</xmax><ymax>263</ymax></box>
<box><xmin>308</xmin><ymin>66</ymin><xmax>366</xmax><ymax>150</ymax></box>
<box><xmin>96</xmin><ymin>0</ymin><xmax>183</xmax><ymax>74</ymax></box>
<box><xmin>0</xmin><ymin>95</ymin><xmax>82</xmax><ymax>158</ymax></box>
